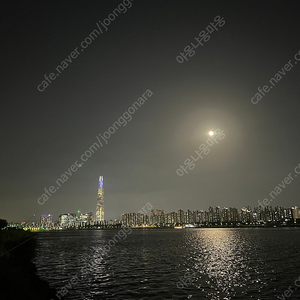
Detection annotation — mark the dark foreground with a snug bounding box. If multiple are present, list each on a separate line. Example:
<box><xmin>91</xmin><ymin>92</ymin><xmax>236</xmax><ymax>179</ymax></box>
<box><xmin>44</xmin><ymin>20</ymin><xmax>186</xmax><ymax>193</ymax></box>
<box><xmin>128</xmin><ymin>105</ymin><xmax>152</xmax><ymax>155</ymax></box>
<box><xmin>0</xmin><ymin>229</ymin><xmax>60</xmax><ymax>300</ymax></box>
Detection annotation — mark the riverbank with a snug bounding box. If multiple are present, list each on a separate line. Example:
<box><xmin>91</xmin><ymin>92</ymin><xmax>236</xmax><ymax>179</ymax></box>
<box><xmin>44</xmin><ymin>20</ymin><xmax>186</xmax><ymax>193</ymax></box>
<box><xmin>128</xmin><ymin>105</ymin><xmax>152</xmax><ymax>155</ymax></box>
<box><xmin>0</xmin><ymin>229</ymin><xmax>61</xmax><ymax>300</ymax></box>
<box><xmin>68</xmin><ymin>222</ymin><xmax>300</xmax><ymax>229</ymax></box>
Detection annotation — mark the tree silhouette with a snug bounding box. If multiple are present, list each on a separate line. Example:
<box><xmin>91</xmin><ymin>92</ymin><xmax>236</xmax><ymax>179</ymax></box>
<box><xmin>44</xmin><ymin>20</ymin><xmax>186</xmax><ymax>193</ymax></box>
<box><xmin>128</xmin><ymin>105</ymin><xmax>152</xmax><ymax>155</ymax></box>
<box><xmin>0</xmin><ymin>219</ymin><xmax>8</xmax><ymax>229</ymax></box>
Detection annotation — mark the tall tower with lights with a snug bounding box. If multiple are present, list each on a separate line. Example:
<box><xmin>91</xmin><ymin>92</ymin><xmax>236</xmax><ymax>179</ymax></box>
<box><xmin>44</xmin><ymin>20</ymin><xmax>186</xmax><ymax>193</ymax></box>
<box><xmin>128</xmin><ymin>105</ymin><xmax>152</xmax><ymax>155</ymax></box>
<box><xmin>96</xmin><ymin>176</ymin><xmax>104</xmax><ymax>223</ymax></box>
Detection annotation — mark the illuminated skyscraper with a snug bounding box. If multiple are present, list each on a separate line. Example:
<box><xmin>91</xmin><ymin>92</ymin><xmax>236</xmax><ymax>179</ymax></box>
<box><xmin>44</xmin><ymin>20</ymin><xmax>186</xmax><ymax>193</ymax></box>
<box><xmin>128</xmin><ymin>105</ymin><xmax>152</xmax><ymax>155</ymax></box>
<box><xmin>40</xmin><ymin>214</ymin><xmax>53</xmax><ymax>228</ymax></box>
<box><xmin>292</xmin><ymin>206</ymin><xmax>300</xmax><ymax>220</ymax></box>
<box><xmin>96</xmin><ymin>176</ymin><xmax>104</xmax><ymax>223</ymax></box>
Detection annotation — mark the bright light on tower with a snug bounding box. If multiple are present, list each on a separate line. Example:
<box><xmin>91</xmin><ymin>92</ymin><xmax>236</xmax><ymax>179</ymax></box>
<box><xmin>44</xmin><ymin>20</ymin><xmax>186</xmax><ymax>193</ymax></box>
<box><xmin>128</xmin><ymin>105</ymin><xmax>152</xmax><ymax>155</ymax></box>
<box><xmin>209</xmin><ymin>131</ymin><xmax>214</xmax><ymax>136</ymax></box>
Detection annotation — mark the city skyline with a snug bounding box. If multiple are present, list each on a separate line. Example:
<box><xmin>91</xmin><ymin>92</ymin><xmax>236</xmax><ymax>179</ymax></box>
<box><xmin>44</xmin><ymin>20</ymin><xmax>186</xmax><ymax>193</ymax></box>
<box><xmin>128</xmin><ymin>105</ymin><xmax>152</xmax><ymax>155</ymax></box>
<box><xmin>3</xmin><ymin>170</ymin><xmax>300</xmax><ymax>224</ymax></box>
<box><xmin>9</xmin><ymin>203</ymin><xmax>300</xmax><ymax>225</ymax></box>
<box><xmin>6</xmin><ymin>204</ymin><xmax>300</xmax><ymax>233</ymax></box>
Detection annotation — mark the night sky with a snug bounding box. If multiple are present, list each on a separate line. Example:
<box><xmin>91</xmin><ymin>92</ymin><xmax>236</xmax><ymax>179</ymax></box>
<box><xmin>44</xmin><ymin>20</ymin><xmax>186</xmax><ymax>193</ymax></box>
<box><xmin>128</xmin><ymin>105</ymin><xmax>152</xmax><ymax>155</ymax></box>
<box><xmin>1</xmin><ymin>0</ymin><xmax>300</xmax><ymax>222</ymax></box>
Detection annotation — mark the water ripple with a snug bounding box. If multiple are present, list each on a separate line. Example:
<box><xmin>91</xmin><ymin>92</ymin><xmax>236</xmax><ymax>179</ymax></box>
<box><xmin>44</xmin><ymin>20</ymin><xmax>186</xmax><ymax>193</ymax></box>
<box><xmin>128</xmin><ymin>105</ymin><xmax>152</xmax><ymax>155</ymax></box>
<box><xmin>34</xmin><ymin>228</ymin><xmax>300</xmax><ymax>299</ymax></box>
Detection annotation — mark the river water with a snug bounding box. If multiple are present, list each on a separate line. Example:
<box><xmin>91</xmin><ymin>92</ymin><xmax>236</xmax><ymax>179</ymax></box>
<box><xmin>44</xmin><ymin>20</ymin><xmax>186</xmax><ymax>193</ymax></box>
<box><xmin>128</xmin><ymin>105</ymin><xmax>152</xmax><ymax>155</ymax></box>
<box><xmin>34</xmin><ymin>228</ymin><xmax>300</xmax><ymax>299</ymax></box>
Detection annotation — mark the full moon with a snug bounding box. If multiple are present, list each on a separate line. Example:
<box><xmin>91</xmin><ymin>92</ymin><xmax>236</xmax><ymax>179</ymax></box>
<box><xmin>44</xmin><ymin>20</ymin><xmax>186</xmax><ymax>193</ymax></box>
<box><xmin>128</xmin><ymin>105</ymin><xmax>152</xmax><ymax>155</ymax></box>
<box><xmin>209</xmin><ymin>131</ymin><xmax>214</xmax><ymax>136</ymax></box>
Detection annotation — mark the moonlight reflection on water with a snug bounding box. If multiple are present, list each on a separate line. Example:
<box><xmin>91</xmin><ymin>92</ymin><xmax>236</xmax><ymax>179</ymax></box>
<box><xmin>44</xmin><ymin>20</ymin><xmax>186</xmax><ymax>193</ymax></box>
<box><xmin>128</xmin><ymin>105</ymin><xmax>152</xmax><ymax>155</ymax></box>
<box><xmin>34</xmin><ymin>228</ymin><xmax>300</xmax><ymax>300</ymax></box>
